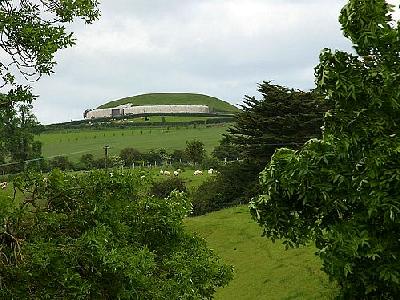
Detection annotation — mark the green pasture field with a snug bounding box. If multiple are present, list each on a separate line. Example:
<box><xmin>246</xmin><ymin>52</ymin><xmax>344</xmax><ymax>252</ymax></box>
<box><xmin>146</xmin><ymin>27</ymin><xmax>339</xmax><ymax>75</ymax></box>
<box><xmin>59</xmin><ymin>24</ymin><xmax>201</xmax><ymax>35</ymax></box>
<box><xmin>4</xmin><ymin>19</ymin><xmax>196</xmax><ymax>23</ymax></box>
<box><xmin>36</xmin><ymin>125</ymin><xmax>228</xmax><ymax>161</ymax></box>
<box><xmin>185</xmin><ymin>206</ymin><xmax>337</xmax><ymax>300</ymax></box>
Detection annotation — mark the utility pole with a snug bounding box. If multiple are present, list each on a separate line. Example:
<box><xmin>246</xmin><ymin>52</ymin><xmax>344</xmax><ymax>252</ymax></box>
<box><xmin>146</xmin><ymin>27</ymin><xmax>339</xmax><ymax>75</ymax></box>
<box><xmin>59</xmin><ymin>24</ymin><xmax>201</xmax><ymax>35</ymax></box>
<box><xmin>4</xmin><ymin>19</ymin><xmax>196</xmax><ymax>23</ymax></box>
<box><xmin>104</xmin><ymin>145</ymin><xmax>110</xmax><ymax>172</ymax></box>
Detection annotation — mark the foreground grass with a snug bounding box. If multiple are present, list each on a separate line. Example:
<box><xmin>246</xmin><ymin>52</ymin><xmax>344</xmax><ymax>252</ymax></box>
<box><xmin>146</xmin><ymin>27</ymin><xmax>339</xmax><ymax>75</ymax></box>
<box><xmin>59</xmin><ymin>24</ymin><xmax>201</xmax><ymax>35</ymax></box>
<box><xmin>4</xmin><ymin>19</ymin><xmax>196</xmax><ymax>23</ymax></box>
<box><xmin>36</xmin><ymin>125</ymin><xmax>228</xmax><ymax>161</ymax></box>
<box><xmin>185</xmin><ymin>206</ymin><xmax>337</xmax><ymax>300</ymax></box>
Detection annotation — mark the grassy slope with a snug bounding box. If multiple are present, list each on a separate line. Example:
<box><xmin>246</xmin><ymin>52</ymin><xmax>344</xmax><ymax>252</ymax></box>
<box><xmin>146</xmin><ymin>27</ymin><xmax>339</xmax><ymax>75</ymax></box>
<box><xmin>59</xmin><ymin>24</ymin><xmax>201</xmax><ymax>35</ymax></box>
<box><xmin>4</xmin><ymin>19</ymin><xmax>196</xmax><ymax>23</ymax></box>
<box><xmin>185</xmin><ymin>206</ymin><xmax>337</xmax><ymax>300</ymax></box>
<box><xmin>36</xmin><ymin>125</ymin><xmax>228</xmax><ymax>161</ymax></box>
<box><xmin>97</xmin><ymin>93</ymin><xmax>239</xmax><ymax>113</ymax></box>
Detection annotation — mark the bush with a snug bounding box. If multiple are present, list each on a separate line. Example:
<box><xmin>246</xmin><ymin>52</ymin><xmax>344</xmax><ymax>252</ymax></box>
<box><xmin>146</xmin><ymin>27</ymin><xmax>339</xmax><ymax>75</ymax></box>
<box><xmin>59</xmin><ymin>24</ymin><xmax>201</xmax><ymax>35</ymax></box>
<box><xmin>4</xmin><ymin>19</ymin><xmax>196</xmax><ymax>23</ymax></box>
<box><xmin>171</xmin><ymin>149</ymin><xmax>186</xmax><ymax>163</ymax></box>
<box><xmin>171</xmin><ymin>162</ymin><xmax>186</xmax><ymax>171</ymax></box>
<box><xmin>0</xmin><ymin>170</ymin><xmax>233</xmax><ymax>298</ymax></box>
<box><xmin>191</xmin><ymin>161</ymin><xmax>260</xmax><ymax>216</ymax></box>
<box><xmin>185</xmin><ymin>140</ymin><xmax>205</xmax><ymax>164</ymax></box>
<box><xmin>119</xmin><ymin>147</ymin><xmax>142</xmax><ymax>167</ymax></box>
<box><xmin>49</xmin><ymin>155</ymin><xmax>73</xmax><ymax>170</ymax></box>
<box><xmin>191</xmin><ymin>176</ymin><xmax>225</xmax><ymax>216</ymax></box>
<box><xmin>142</xmin><ymin>149</ymin><xmax>162</xmax><ymax>165</ymax></box>
<box><xmin>200</xmin><ymin>156</ymin><xmax>221</xmax><ymax>170</ymax></box>
<box><xmin>212</xmin><ymin>136</ymin><xmax>242</xmax><ymax>162</ymax></box>
<box><xmin>80</xmin><ymin>153</ymin><xmax>95</xmax><ymax>170</ymax></box>
<box><xmin>150</xmin><ymin>177</ymin><xmax>187</xmax><ymax>199</ymax></box>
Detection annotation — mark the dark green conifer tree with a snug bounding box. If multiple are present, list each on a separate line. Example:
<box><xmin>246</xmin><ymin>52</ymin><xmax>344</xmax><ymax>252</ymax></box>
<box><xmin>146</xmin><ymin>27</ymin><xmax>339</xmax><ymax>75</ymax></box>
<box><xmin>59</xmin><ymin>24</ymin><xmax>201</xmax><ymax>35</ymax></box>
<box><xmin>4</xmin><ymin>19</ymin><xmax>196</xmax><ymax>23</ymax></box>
<box><xmin>228</xmin><ymin>81</ymin><xmax>329</xmax><ymax>165</ymax></box>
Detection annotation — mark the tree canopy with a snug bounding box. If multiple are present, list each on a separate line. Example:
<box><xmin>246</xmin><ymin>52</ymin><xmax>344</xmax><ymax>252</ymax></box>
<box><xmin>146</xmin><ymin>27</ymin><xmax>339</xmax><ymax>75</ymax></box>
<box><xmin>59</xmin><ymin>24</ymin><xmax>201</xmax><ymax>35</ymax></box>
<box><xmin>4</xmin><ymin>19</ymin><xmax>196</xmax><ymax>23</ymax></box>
<box><xmin>0</xmin><ymin>170</ymin><xmax>233</xmax><ymax>298</ymax></box>
<box><xmin>0</xmin><ymin>0</ymin><xmax>100</xmax><ymax>166</ymax></box>
<box><xmin>206</xmin><ymin>82</ymin><xmax>328</xmax><ymax>212</ymax></box>
<box><xmin>0</xmin><ymin>0</ymin><xmax>99</xmax><ymax>97</ymax></box>
<box><xmin>227</xmin><ymin>81</ymin><xmax>328</xmax><ymax>165</ymax></box>
<box><xmin>251</xmin><ymin>1</ymin><xmax>400</xmax><ymax>298</ymax></box>
<box><xmin>185</xmin><ymin>139</ymin><xmax>206</xmax><ymax>164</ymax></box>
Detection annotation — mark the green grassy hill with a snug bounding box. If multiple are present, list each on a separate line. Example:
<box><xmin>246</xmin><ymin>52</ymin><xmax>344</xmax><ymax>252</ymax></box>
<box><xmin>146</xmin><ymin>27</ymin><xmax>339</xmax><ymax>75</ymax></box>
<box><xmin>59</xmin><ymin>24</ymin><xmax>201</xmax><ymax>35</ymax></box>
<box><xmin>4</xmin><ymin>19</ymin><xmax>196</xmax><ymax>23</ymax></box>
<box><xmin>98</xmin><ymin>93</ymin><xmax>239</xmax><ymax>113</ymax></box>
<box><xmin>185</xmin><ymin>206</ymin><xmax>337</xmax><ymax>300</ymax></box>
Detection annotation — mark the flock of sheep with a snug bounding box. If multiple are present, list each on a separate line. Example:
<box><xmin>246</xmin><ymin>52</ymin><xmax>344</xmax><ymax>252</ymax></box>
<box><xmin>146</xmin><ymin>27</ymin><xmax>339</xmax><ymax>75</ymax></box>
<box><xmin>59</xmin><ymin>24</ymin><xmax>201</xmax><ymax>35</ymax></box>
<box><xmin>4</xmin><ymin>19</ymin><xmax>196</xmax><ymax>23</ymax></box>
<box><xmin>159</xmin><ymin>168</ymin><xmax>216</xmax><ymax>176</ymax></box>
<box><xmin>0</xmin><ymin>169</ymin><xmax>218</xmax><ymax>189</ymax></box>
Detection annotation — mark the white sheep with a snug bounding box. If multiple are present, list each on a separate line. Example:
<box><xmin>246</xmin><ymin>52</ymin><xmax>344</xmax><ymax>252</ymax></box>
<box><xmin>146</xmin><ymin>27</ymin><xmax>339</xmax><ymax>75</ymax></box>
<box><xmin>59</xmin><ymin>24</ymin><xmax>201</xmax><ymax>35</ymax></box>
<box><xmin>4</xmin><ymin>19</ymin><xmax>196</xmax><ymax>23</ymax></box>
<box><xmin>208</xmin><ymin>168</ymin><xmax>214</xmax><ymax>174</ymax></box>
<box><xmin>193</xmin><ymin>170</ymin><xmax>203</xmax><ymax>176</ymax></box>
<box><xmin>160</xmin><ymin>169</ymin><xmax>164</xmax><ymax>175</ymax></box>
<box><xmin>163</xmin><ymin>171</ymin><xmax>171</xmax><ymax>176</ymax></box>
<box><xmin>0</xmin><ymin>182</ymin><xmax>7</xmax><ymax>189</ymax></box>
<box><xmin>173</xmin><ymin>171</ymin><xmax>179</xmax><ymax>176</ymax></box>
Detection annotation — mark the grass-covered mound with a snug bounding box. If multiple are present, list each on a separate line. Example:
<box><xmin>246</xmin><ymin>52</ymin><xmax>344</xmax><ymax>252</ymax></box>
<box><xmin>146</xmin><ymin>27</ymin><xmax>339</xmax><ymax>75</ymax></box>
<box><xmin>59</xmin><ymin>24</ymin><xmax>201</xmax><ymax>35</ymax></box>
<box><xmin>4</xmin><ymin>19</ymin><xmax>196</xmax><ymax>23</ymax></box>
<box><xmin>98</xmin><ymin>93</ymin><xmax>239</xmax><ymax>113</ymax></box>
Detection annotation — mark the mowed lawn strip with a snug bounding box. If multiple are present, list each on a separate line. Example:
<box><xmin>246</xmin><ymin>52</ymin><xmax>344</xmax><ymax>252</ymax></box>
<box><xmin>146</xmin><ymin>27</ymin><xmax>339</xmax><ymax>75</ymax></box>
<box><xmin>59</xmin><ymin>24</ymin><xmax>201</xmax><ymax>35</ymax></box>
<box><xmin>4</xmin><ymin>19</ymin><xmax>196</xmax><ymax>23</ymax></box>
<box><xmin>185</xmin><ymin>206</ymin><xmax>337</xmax><ymax>300</ymax></box>
<box><xmin>36</xmin><ymin>125</ymin><xmax>228</xmax><ymax>161</ymax></box>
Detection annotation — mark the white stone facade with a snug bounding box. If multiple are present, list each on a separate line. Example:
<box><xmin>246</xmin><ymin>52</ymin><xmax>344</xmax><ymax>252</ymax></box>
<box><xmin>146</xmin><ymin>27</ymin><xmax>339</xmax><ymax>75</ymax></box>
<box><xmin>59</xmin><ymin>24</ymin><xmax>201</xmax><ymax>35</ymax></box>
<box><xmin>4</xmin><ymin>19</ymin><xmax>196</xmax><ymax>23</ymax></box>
<box><xmin>85</xmin><ymin>104</ymin><xmax>210</xmax><ymax>119</ymax></box>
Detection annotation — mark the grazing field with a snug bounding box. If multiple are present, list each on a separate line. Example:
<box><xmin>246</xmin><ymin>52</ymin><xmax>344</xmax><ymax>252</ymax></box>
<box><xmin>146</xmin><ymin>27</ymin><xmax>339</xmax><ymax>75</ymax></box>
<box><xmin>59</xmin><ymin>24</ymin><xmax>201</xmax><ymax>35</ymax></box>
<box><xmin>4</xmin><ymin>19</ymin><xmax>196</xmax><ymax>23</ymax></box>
<box><xmin>185</xmin><ymin>206</ymin><xmax>337</xmax><ymax>300</ymax></box>
<box><xmin>36</xmin><ymin>125</ymin><xmax>228</xmax><ymax>161</ymax></box>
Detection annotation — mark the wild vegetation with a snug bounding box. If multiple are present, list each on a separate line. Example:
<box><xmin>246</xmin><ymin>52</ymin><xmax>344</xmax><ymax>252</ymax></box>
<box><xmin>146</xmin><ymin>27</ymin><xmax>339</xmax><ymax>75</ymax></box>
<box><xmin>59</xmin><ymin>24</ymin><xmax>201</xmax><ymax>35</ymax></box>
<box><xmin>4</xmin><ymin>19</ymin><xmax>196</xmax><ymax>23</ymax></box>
<box><xmin>0</xmin><ymin>1</ymin><xmax>235</xmax><ymax>299</ymax></box>
<box><xmin>1</xmin><ymin>0</ymin><xmax>399</xmax><ymax>299</ymax></box>
<box><xmin>0</xmin><ymin>94</ymin><xmax>42</xmax><ymax>167</ymax></box>
<box><xmin>0</xmin><ymin>0</ymin><xmax>100</xmax><ymax>170</ymax></box>
<box><xmin>191</xmin><ymin>82</ymin><xmax>328</xmax><ymax>216</ymax></box>
<box><xmin>0</xmin><ymin>170</ymin><xmax>233</xmax><ymax>298</ymax></box>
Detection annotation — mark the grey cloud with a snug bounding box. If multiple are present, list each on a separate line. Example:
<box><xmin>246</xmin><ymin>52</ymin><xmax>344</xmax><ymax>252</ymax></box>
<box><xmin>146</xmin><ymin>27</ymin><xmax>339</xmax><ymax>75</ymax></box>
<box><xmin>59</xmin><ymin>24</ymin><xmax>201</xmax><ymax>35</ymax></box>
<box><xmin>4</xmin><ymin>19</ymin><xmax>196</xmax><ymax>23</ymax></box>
<box><xmin>32</xmin><ymin>0</ymin><xmax>353</xmax><ymax>124</ymax></box>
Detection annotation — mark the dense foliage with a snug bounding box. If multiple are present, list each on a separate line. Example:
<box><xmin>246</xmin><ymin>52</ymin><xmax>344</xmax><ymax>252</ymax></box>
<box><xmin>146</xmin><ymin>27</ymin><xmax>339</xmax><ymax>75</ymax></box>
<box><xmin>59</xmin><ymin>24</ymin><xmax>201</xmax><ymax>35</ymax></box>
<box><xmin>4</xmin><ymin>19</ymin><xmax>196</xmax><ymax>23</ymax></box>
<box><xmin>212</xmin><ymin>136</ymin><xmax>242</xmax><ymax>162</ymax></box>
<box><xmin>119</xmin><ymin>147</ymin><xmax>142</xmax><ymax>167</ymax></box>
<box><xmin>0</xmin><ymin>0</ymin><xmax>99</xmax><ymax>91</ymax></box>
<box><xmin>150</xmin><ymin>176</ymin><xmax>187</xmax><ymax>199</ymax></box>
<box><xmin>0</xmin><ymin>0</ymin><xmax>99</xmax><ymax>166</ymax></box>
<box><xmin>0</xmin><ymin>170</ymin><xmax>233</xmax><ymax>299</ymax></box>
<box><xmin>185</xmin><ymin>140</ymin><xmax>206</xmax><ymax>164</ymax></box>
<box><xmin>251</xmin><ymin>1</ymin><xmax>400</xmax><ymax>298</ymax></box>
<box><xmin>206</xmin><ymin>82</ymin><xmax>327</xmax><ymax>210</ymax></box>
<box><xmin>227</xmin><ymin>81</ymin><xmax>328</xmax><ymax>164</ymax></box>
<box><xmin>191</xmin><ymin>161</ymin><xmax>259</xmax><ymax>216</ymax></box>
<box><xmin>0</xmin><ymin>94</ymin><xmax>42</xmax><ymax>166</ymax></box>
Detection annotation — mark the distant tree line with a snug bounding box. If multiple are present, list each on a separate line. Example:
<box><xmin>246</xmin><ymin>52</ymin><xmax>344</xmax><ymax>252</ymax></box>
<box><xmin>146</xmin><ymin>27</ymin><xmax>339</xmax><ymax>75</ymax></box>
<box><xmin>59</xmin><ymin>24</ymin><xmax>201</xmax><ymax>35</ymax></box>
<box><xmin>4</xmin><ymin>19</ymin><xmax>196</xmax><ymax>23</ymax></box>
<box><xmin>40</xmin><ymin>116</ymin><xmax>235</xmax><ymax>132</ymax></box>
<box><xmin>0</xmin><ymin>139</ymin><xmax>220</xmax><ymax>175</ymax></box>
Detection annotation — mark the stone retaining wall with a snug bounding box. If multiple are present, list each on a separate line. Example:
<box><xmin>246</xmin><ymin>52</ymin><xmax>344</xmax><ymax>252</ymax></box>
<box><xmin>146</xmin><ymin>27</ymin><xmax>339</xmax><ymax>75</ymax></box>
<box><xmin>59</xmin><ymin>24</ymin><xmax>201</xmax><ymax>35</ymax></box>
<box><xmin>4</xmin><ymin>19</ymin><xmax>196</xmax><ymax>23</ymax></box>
<box><xmin>85</xmin><ymin>105</ymin><xmax>210</xmax><ymax>119</ymax></box>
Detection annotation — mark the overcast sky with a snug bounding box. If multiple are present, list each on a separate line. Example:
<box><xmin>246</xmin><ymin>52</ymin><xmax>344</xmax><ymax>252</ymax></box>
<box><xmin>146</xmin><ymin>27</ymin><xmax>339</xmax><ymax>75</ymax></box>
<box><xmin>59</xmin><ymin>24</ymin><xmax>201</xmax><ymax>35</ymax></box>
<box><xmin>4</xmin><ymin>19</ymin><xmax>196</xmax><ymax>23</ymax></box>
<box><xmin>32</xmin><ymin>0</ymin><xmax>356</xmax><ymax>124</ymax></box>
